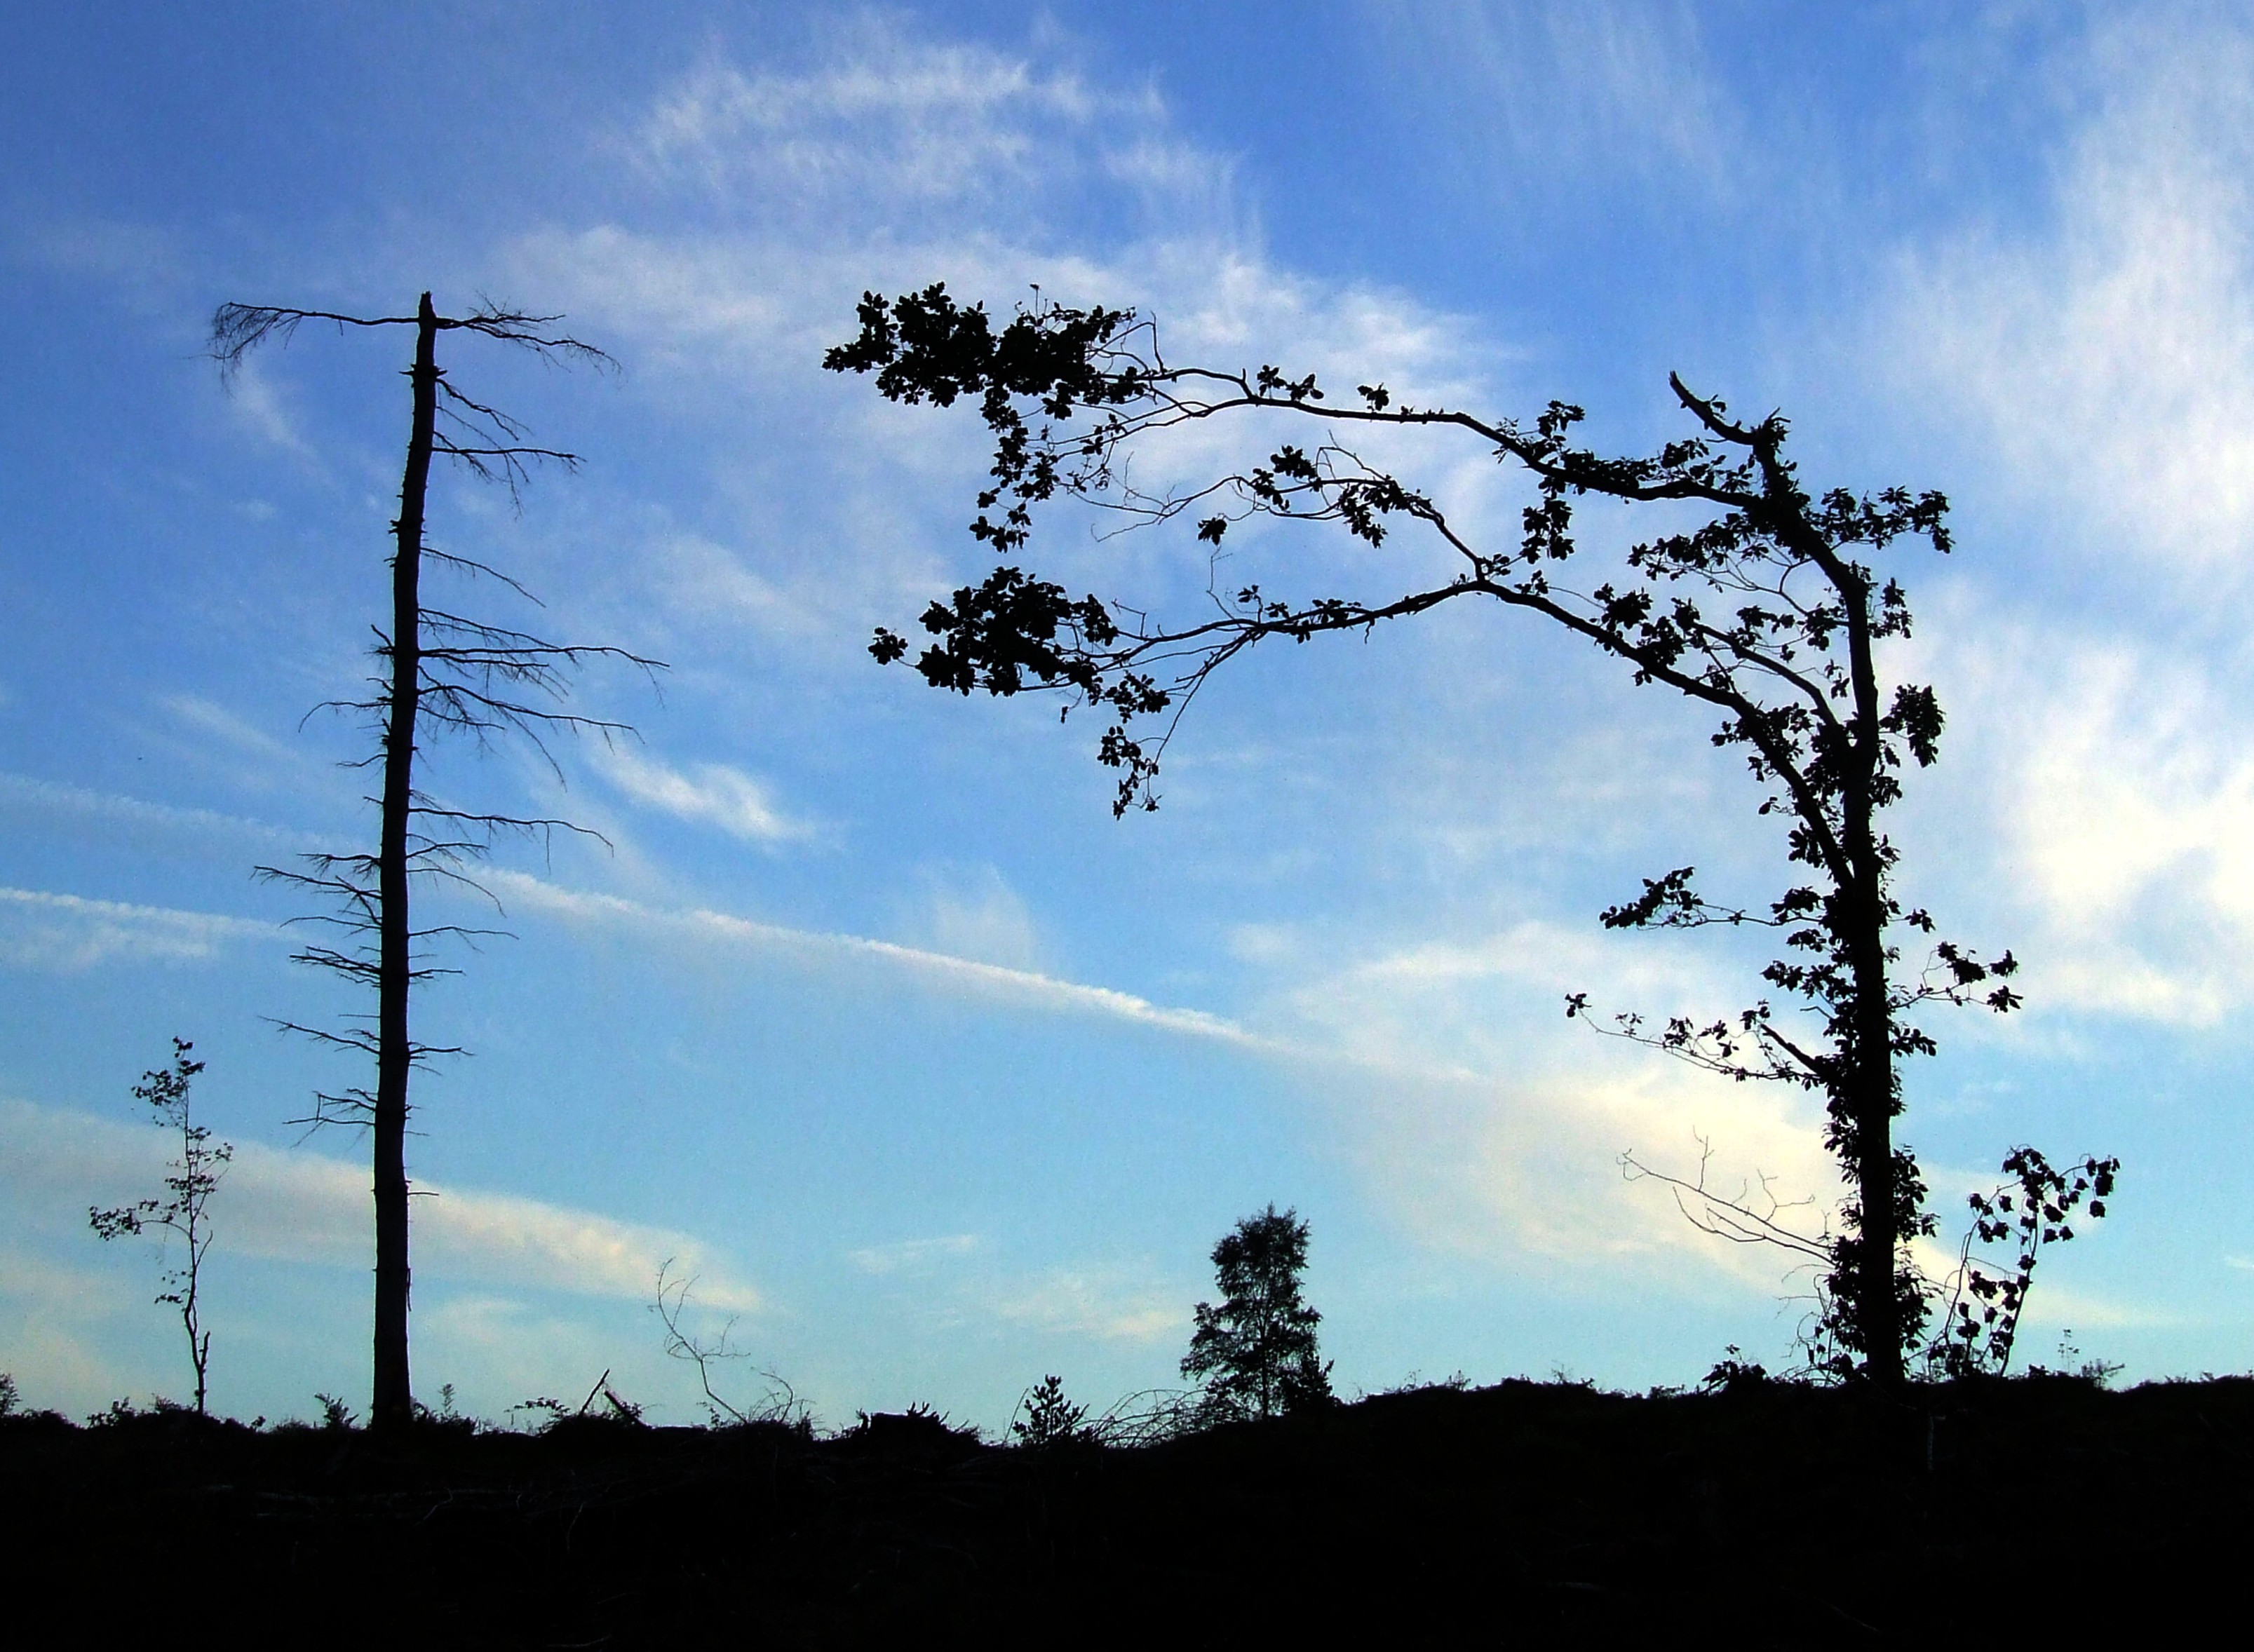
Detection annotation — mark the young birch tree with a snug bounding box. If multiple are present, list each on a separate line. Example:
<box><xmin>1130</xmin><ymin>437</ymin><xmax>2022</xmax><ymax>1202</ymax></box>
<box><xmin>213</xmin><ymin>293</ymin><xmax>658</xmax><ymax>1432</ymax></box>
<box><xmin>90</xmin><ymin>1039</ymin><xmax>231</xmax><ymax>1414</ymax></box>
<box><xmin>826</xmin><ymin>285</ymin><xmax>2024</xmax><ymax>1388</ymax></box>
<box><xmin>1182</xmin><ymin>1204</ymin><xmax>1332</xmax><ymax>1423</ymax></box>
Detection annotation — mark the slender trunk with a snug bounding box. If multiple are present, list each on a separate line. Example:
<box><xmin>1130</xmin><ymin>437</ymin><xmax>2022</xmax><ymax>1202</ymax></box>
<box><xmin>372</xmin><ymin>292</ymin><xmax>438</xmax><ymax>1433</ymax></box>
<box><xmin>1839</xmin><ymin>578</ymin><xmax>1903</xmax><ymax>1388</ymax></box>
<box><xmin>182</xmin><ymin>1128</ymin><xmax>203</xmax><ymax>1414</ymax></box>
<box><xmin>1848</xmin><ymin>855</ymin><xmax>1903</xmax><ymax>1386</ymax></box>
<box><xmin>186</xmin><ymin>1247</ymin><xmax>206</xmax><ymax>1415</ymax></box>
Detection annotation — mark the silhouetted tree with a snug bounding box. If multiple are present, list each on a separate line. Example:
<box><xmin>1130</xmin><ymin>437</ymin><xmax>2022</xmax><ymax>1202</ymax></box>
<box><xmin>1930</xmin><ymin>1147</ymin><xmax>2119</xmax><ymax>1378</ymax></box>
<box><xmin>828</xmin><ymin>285</ymin><xmax>2025</xmax><ymax>1387</ymax></box>
<box><xmin>651</xmin><ymin>1260</ymin><xmax>807</xmax><ymax>1428</ymax></box>
<box><xmin>1011</xmin><ymin>1374</ymin><xmax>1095</xmax><ymax>1448</ymax></box>
<box><xmin>1182</xmin><ymin>1204</ymin><xmax>1332</xmax><ymax>1422</ymax></box>
<box><xmin>89</xmin><ymin>1039</ymin><xmax>231</xmax><ymax>1414</ymax></box>
<box><xmin>1624</xmin><ymin>1133</ymin><xmax>2119</xmax><ymax>1377</ymax></box>
<box><xmin>212</xmin><ymin>294</ymin><xmax>659</xmax><ymax>1433</ymax></box>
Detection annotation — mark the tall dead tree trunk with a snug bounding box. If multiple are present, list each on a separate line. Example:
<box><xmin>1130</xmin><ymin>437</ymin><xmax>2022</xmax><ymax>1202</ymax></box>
<box><xmin>214</xmin><ymin>292</ymin><xmax>657</xmax><ymax>1433</ymax></box>
<box><xmin>370</xmin><ymin>293</ymin><xmax>439</xmax><ymax>1428</ymax></box>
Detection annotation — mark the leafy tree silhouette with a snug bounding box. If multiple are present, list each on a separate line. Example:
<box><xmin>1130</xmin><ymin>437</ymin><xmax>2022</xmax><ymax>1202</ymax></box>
<box><xmin>827</xmin><ymin>285</ymin><xmax>2025</xmax><ymax>1387</ymax></box>
<box><xmin>1930</xmin><ymin>1147</ymin><xmax>2119</xmax><ymax>1377</ymax></box>
<box><xmin>89</xmin><ymin>1039</ymin><xmax>231</xmax><ymax>1414</ymax></box>
<box><xmin>1011</xmin><ymin>1374</ymin><xmax>1095</xmax><ymax>1448</ymax></box>
<box><xmin>1182</xmin><ymin>1205</ymin><xmax>1332</xmax><ymax>1423</ymax></box>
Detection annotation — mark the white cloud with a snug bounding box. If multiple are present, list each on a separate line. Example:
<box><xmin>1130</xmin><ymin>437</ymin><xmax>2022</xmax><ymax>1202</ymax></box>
<box><xmin>842</xmin><ymin>1231</ymin><xmax>1182</xmax><ymax>1341</ymax></box>
<box><xmin>6</xmin><ymin>215</ymin><xmax>186</xmax><ymax>316</ymax></box>
<box><xmin>626</xmin><ymin>20</ymin><xmax>1195</xmax><ymax>221</ymax></box>
<box><xmin>1983</xmin><ymin>641</ymin><xmax>2254</xmax><ymax>1024</ymax></box>
<box><xmin>1366</xmin><ymin>1</ymin><xmax>1743</xmax><ymax>201</ymax></box>
<box><xmin>846</xmin><ymin>1233</ymin><xmax>981</xmax><ymax>1275</ymax></box>
<box><xmin>1309</xmin><ymin>1015</ymin><xmax>1838</xmax><ymax>1289</ymax></box>
<box><xmin>0</xmin><ymin>1099</ymin><xmax>762</xmax><ymax>1311</ymax></box>
<box><xmin>158</xmin><ymin>694</ymin><xmax>303</xmax><ymax>769</ymax></box>
<box><xmin>1210</xmin><ymin>907</ymin><xmax>1854</xmax><ymax>1291</ymax></box>
<box><xmin>501</xmin><ymin>20</ymin><xmax>1506</xmax><ymax>700</ymax></box>
<box><xmin>0</xmin><ymin>1245</ymin><xmax>136</xmax><ymax>1410</ymax></box>
<box><xmin>2009</xmin><ymin>1279</ymin><xmax>2178</xmax><ymax>1334</ymax></box>
<box><xmin>0</xmin><ymin>886</ymin><xmax>274</xmax><ymax>970</ymax></box>
<box><xmin>508</xmin><ymin>234</ymin><xmax>1501</xmax><ymax>700</ymax></box>
<box><xmin>220</xmin><ymin>357</ymin><xmax>320</xmax><ymax>461</ymax></box>
<box><xmin>540</xmin><ymin>22</ymin><xmax>1473</xmax><ymax>402</ymax></box>
<box><xmin>494</xmin><ymin>862</ymin><xmax>1847</xmax><ymax>1294</ymax></box>
<box><xmin>988</xmin><ymin>1264</ymin><xmax>1183</xmax><ymax>1342</ymax></box>
<box><xmin>1884</xmin><ymin>11</ymin><xmax>2254</xmax><ymax>581</ymax></box>
<box><xmin>1269</xmin><ymin>916</ymin><xmax>1739</xmax><ymax>1076</ymax></box>
<box><xmin>525</xmin><ymin>22</ymin><xmax>1927</xmax><ymax>1307</ymax></box>
<box><xmin>1884</xmin><ymin>586</ymin><xmax>2254</xmax><ymax>1029</ymax></box>
<box><xmin>905</xmin><ymin>865</ymin><xmax>1044</xmax><ymax>973</ymax></box>
<box><xmin>1855</xmin><ymin>12</ymin><xmax>2254</xmax><ymax>1031</ymax></box>
<box><xmin>487</xmin><ymin>867</ymin><xmax>1264</xmax><ymax>1049</ymax></box>
<box><xmin>0</xmin><ymin>772</ymin><xmax>302</xmax><ymax>848</ymax></box>
<box><xmin>593</xmin><ymin>743</ymin><xmax>809</xmax><ymax>844</ymax></box>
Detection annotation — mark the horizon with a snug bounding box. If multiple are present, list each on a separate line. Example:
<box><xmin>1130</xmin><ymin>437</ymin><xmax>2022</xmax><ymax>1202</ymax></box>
<box><xmin>5</xmin><ymin>1</ymin><xmax>2253</xmax><ymax>1430</ymax></box>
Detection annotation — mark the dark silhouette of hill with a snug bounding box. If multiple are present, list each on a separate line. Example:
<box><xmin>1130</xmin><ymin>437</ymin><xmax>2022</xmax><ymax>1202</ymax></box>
<box><xmin>4</xmin><ymin>1376</ymin><xmax>2237</xmax><ymax>1646</ymax></box>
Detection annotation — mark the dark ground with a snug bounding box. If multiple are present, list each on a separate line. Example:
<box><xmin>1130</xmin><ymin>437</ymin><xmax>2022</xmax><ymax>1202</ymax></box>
<box><xmin>7</xmin><ymin>1375</ymin><xmax>2244</xmax><ymax>1647</ymax></box>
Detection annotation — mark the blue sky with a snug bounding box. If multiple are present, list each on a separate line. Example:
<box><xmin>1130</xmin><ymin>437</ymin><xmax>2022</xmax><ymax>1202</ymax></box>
<box><xmin>6</xmin><ymin>1</ymin><xmax>2254</xmax><ymax>1426</ymax></box>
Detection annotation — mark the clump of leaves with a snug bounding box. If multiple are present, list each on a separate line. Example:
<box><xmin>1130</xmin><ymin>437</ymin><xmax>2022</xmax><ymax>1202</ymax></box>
<box><xmin>0</xmin><ymin>1372</ymin><xmax>16</xmax><ymax>1419</ymax></box>
<box><xmin>1928</xmin><ymin>1148</ymin><xmax>2119</xmax><ymax>1379</ymax></box>
<box><xmin>1701</xmin><ymin>1347</ymin><xmax>1770</xmax><ymax>1395</ymax></box>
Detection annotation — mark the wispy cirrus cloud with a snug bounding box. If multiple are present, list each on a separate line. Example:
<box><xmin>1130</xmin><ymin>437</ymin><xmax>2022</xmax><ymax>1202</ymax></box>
<box><xmin>626</xmin><ymin>18</ymin><xmax>1204</xmax><ymax>223</ymax></box>
<box><xmin>0</xmin><ymin>1099</ymin><xmax>762</xmax><ymax>1311</ymax></box>
<box><xmin>1898</xmin><ymin>616</ymin><xmax>2254</xmax><ymax>1029</ymax></box>
<box><xmin>157</xmin><ymin>694</ymin><xmax>304</xmax><ymax>770</ymax></box>
<box><xmin>1241</xmin><ymin>915</ymin><xmax>1847</xmax><ymax>1286</ymax></box>
<box><xmin>516</xmin><ymin>22</ymin><xmax>1877</xmax><ymax>1312</ymax></box>
<box><xmin>489</xmin><ymin>865</ymin><xmax>1849</xmax><ymax>1289</ymax></box>
<box><xmin>987</xmin><ymin>1263</ymin><xmax>1184</xmax><ymax>1343</ymax></box>
<box><xmin>0</xmin><ymin>771</ymin><xmax>304</xmax><ymax>849</ymax></box>
<box><xmin>488</xmin><ymin>11</ymin><xmax>1512</xmax><ymax>808</ymax></box>
<box><xmin>843</xmin><ymin>1231</ymin><xmax>1182</xmax><ymax>1342</ymax></box>
<box><xmin>1883</xmin><ymin>11</ymin><xmax>2254</xmax><ymax>583</ymax></box>
<box><xmin>846</xmin><ymin>1233</ymin><xmax>981</xmax><ymax>1275</ymax></box>
<box><xmin>1867</xmin><ymin>11</ymin><xmax>2254</xmax><ymax>1028</ymax></box>
<box><xmin>1365</xmin><ymin>0</ymin><xmax>1746</xmax><ymax>204</ymax></box>
<box><xmin>0</xmin><ymin>886</ymin><xmax>275</xmax><ymax>970</ymax></box>
<box><xmin>591</xmin><ymin>743</ymin><xmax>810</xmax><ymax>844</ymax></box>
<box><xmin>903</xmin><ymin>864</ymin><xmax>1044</xmax><ymax>973</ymax></box>
<box><xmin>485</xmin><ymin>868</ymin><xmax>1262</xmax><ymax>1049</ymax></box>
